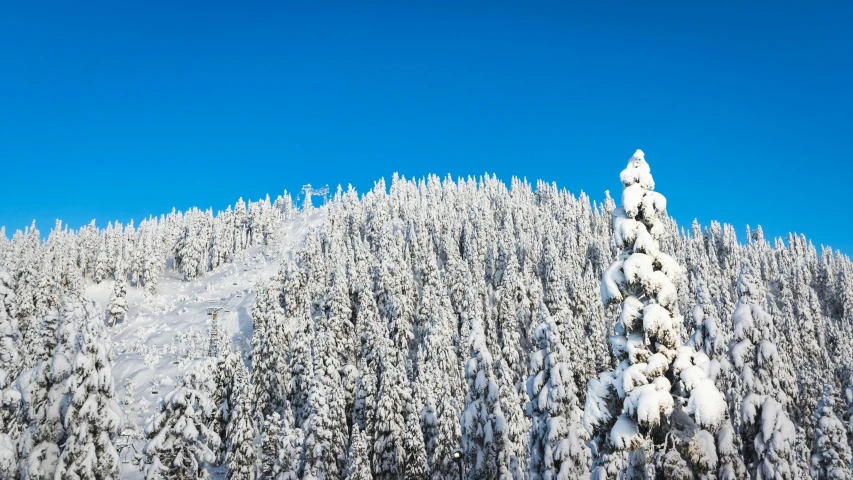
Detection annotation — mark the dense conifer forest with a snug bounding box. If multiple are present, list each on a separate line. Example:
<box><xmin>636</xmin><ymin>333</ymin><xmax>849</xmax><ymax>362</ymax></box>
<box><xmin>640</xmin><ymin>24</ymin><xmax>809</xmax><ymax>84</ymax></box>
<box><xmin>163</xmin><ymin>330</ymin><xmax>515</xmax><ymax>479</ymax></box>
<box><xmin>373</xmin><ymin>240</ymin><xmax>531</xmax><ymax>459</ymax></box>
<box><xmin>1</xmin><ymin>151</ymin><xmax>852</xmax><ymax>478</ymax></box>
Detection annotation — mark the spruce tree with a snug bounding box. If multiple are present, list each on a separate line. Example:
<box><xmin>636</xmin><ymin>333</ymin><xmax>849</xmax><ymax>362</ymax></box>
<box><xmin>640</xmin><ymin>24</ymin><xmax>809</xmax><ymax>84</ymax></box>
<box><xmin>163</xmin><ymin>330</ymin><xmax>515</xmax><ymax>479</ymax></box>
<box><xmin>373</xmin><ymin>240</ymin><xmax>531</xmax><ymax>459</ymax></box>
<box><xmin>584</xmin><ymin>150</ymin><xmax>727</xmax><ymax>478</ymax></box>
<box><xmin>729</xmin><ymin>264</ymin><xmax>799</xmax><ymax>479</ymax></box>
<box><xmin>300</xmin><ymin>333</ymin><xmax>348</xmax><ymax>479</ymax></box>
<box><xmin>462</xmin><ymin>317</ymin><xmax>512</xmax><ymax>479</ymax></box>
<box><xmin>372</xmin><ymin>352</ymin><xmax>411</xmax><ymax>479</ymax></box>
<box><xmin>143</xmin><ymin>370</ymin><xmax>221</xmax><ymax>479</ymax></box>
<box><xmin>54</xmin><ymin>301</ymin><xmax>123</xmax><ymax>479</ymax></box>
<box><xmin>809</xmin><ymin>384</ymin><xmax>852</xmax><ymax>480</ymax></box>
<box><xmin>0</xmin><ymin>268</ymin><xmax>19</xmax><ymax>386</ymax></box>
<box><xmin>107</xmin><ymin>265</ymin><xmax>128</xmax><ymax>326</ymax></box>
<box><xmin>344</xmin><ymin>424</ymin><xmax>372</xmax><ymax>480</ymax></box>
<box><xmin>213</xmin><ymin>349</ymin><xmax>241</xmax><ymax>463</ymax></box>
<box><xmin>527</xmin><ymin>302</ymin><xmax>590</xmax><ymax>479</ymax></box>
<box><xmin>404</xmin><ymin>401</ymin><xmax>429</xmax><ymax>480</ymax></box>
<box><xmin>225</xmin><ymin>363</ymin><xmax>257</xmax><ymax>480</ymax></box>
<box><xmin>260</xmin><ymin>412</ymin><xmax>282</xmax><ymax>478</ymax></box>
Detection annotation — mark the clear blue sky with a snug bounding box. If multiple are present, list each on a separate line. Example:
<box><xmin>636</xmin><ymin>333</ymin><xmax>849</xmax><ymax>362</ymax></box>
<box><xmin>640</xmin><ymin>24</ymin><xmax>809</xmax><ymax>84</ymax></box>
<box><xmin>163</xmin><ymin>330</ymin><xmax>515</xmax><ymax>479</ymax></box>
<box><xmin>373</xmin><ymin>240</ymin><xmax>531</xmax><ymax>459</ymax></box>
<box><xmin>1</xmin><ymin>1</ymin><xmax>851</xmax><ymax>255</ymax></box>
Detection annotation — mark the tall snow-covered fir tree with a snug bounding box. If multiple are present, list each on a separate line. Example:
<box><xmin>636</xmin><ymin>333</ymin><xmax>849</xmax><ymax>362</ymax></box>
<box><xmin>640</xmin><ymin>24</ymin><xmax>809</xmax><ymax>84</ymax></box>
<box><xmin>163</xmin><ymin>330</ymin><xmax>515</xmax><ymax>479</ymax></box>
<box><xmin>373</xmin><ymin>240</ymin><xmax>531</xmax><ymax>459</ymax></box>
<box><xmin>0</xmin><ymin>268</ymin><xmax>19</xmax><ymax>389</ymax></box>
<box><xmin>213</xmin><ymin>348</ymin><xmax>241</xmax><ymax>463</ymax></box>
<box><xmin>300</xmin><ymin>331</ymin><xmax>348</xmax><ymax>479</ymax></box>
<box><xmin>372</xmin><ymin>351</ymin><xmax>411</xmax><ymax>479</ymax></box>
<box><xmin>17</xmin><ymin>296</ymin><xmax>88</xmax><ymax>480</ymax></box>
<box><xmin>584</xmin><ymin>150</ymin><xmax>728</xmax><ymax>479</ymax></box>
<box><xmin>260</xmin><ymin>411</ymin><xmax>283</xmax><ymax>478</ymax></box>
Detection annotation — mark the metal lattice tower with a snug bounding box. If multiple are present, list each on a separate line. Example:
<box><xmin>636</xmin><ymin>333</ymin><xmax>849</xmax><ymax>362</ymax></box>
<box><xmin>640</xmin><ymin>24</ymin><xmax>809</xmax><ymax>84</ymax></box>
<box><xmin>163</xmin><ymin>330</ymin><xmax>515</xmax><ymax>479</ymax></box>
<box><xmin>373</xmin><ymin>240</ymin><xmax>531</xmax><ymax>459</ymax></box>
<box><xmin>301</xmin><ymin>184</ymin><xmax>330</xmax><ymax>205</ymax></box>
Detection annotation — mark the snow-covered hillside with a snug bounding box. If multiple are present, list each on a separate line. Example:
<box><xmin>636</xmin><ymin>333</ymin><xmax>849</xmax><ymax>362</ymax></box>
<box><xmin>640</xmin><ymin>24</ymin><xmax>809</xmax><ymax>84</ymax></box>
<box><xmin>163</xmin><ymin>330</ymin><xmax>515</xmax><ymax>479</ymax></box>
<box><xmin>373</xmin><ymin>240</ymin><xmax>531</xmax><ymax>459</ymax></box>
<box><xmin>84</xmin><ymin>212</ymin><xmax>323</xmax><ymax>477</ymax></box>
<box><xmin>3</xmin><ymin>153</ymin><xmax>853</xmax><ymax>480</ymax></box>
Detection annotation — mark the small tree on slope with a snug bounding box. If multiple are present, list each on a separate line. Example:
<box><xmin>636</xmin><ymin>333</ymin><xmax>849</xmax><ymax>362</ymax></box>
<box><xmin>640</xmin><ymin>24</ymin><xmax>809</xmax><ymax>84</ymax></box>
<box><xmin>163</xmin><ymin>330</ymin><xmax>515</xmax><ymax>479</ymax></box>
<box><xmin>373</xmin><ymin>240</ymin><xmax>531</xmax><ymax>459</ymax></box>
<box><xmin>810</xmin><ymin>383</ymin><xmax>852</xmax><ymax>480</ymax></box>
<box><xmin>107</xmin><ymin>266</ymin><xmax>128</xmax><ymax>326</ymax></box>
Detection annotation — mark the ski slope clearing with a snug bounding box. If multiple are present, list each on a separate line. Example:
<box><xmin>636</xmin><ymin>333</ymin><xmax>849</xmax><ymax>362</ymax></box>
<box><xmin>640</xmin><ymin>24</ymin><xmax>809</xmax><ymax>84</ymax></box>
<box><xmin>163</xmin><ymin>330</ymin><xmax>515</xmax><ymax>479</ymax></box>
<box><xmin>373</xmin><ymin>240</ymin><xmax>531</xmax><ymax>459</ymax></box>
<box><xmin>84</xmin><ymin>211</ymin><xmax>323</xmax><ymax>477</ymax></box>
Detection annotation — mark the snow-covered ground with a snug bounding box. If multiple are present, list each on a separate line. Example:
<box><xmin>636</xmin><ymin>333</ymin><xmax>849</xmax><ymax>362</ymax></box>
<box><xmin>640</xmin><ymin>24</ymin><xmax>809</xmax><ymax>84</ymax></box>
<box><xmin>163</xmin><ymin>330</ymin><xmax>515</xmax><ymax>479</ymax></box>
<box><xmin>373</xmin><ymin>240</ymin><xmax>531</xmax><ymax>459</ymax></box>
<box><xmin>84</xmin><ymin>211</ymin><xmax>323</xmax><ymax>478</ymax></box>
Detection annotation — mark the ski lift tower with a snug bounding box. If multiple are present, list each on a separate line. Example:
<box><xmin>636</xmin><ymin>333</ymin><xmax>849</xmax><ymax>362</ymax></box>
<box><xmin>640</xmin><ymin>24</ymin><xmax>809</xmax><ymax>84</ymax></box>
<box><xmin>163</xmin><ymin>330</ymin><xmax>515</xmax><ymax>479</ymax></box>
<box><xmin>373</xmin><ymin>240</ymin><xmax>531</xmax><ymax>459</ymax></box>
<box><xmin>301</xmin><ymin>184</ymin><xmax>330</xmax><ymax>209</ymax></box>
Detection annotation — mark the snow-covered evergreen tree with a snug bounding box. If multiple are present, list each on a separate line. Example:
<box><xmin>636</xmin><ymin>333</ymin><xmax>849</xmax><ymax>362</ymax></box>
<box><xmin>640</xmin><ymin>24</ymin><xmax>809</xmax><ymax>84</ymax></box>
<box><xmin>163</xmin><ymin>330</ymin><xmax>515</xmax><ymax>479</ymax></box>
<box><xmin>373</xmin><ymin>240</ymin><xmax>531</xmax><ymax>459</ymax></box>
<box><xmin>462</xmin><ymin>317</ymin><xmax>512</xmax><ymax>479</ymax></box>
<box><xmin>276</xmin><ymin>406</ymin><xmax>304</xmax><ymax>480</ymax></box>
<box><xmin>810</xmin><ymin>383</ymin><xmax>852</xmax><ymax>480</ymax></box>
<box><xmin>404</xmin><ymin>400</ymin><xmax>429</xmax><ymax>480</ymax></box>
<box><xmin>729</xmin><ymin>263</ymin><xmax>799</xmax><ymax>479</ymax></box>
<box><xmin>345</xmin><ymin>424</ymin><xmax>372</xmax><ymax>480</ymax></box>
<box><xmin>54</xmin><ymin>301</ymin><xmax>123</xmax><ymax>479</ymax></box>
<box><xmin>0</xmin><ymin>268</ymin><xmax>19</xmax><ymax>478</ymax></box>
<box><xmin>584</xmin><ymin>150</ymin><xmax>727</xmax><ymax>479</ymax></box>
<box><xmin>143</xmin><ymin>370</ymin><xmax>221</xmax><ymax>479</ymax></box>
<box><xmin>0</xmin><ymin>268</ymin><xmax>19</xmax><ymax>387</ymax></box>
<box><xmin>527</xmin><ymin>303</ymin><xmax>590</xmax><ymax>479</ymax></box>
<box><xmin>260</xmin><ymin>411</ymin><xmax>282</xmax><ymax>478</ymax></box>
<box><xmin>300</xmin><ymin>332</ymin><xmax>348</xmax><ymax>479</ymax></box>
<box><xmin>213</xmin><ymin>349</ymin><xmax>241</xmax><ymax>462</ymax></box>
<box><xmin>225</xmin><ymin>362</ymin><xmax>256</xmax><ymax>480</ymax></box>
<box><xmin>372</xmin><ymin>352</ymin><xmax>410</xmax><ymax>479</ymax></box>
<box><xmin>107</xmin><ymin>265</ymin><xmax>128</xmax><ymax>326</ymax></box>
<box><xmin>17</xmin><ymin>296</ymin><xmax>88</xmax><ymax>480</ymax></box>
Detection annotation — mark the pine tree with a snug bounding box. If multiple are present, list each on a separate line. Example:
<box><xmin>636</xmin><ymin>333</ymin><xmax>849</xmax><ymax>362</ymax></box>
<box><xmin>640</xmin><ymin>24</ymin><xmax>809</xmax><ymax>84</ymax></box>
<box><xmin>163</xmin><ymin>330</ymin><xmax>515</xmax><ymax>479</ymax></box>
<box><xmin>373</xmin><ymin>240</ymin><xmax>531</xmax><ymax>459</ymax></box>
<box><xmin>372</xmin><ymin>352</ymin><xmax>411</xmax><ymax>479</ymax></box>
<box><xmin>277</xmin><ymin>407</ymin><xmax>304</xmax><ymax>480</ymax></box>
<box><xmin>687</xmin><ymin>276</ymin><xmax>730</xmax><ymax>387</ymax></box>
<box><xmin>527</xmin><ymin>303</ymin><xmax>591</xmax><ymax>479</ymax></box>
<box><xmin>143</xmin><ymin>370</ymin><xmax>221</xmax><ymax>479</ymax></box>
<box><xmin>404</xmin><ymin>401</ymin><xmax>429</xmax><ymax>480</ymax></box>
<box><xmin>0</xmin><ymin>268</ymin><xmax>19</xmax><ymax>385</ymax></box>
<box><xmin>300</xmin><ymin>332</ymin><xmax>348</xmax><ymax>479</ymax></box>
<box><xmin>846</xmin><ymin>377</ymin><xmax>853</xmax><ymax>468</ymax></box>
<box><xmin>810</xmin><ymin>384</ymin><xmax>852</xmax><ymax>480</ymax></box>
<box><xmin>462</xmin><ymin>317</ymin><xmax>512</xmax><ymax>479</ymax></box>
<box><xmin>0</xmin><ymin>268</ymin><xmax>20</xmax><ymax>478</ymax></box>
<box><xmin>17</xmin><ymin>296</ymin><xmax>86</xmax><ymax>480</ymax></box>
<box><xmin>213</xmin><ymin>349</ymin><xmax>241</xmax><ymax>463</ymax></box>
<box><xmin>226</xmin><ymin>363</ymin><xmax>257</xmax><ymax>480</ymax></box>
<box><xmin>344</xmin><ymin>424</ymin><xmax>372</xmax><ymax>480</ymax></box>
<box><xmin>584</xmin><ymin>150</ymin><xmax>727</xmax><ymax>478</ymax></box>
<box><xmin>54</xmin><ymin>301</ymin><xmax>123</xmax><ymax>479</ymax></box>
<box><xmin>107</xmin><ymin>265</ymin><xmax>128</xmax><ymax>326</ymax></box>
<box><xmin>729</xmin><ymin>264</ymin><xmax>799</xmax><ymax>479</ymax></box>
<box><xmin>260</xmin><ymin>412</ymin><xmax>283</xmax><ymax>478</ymax></box>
